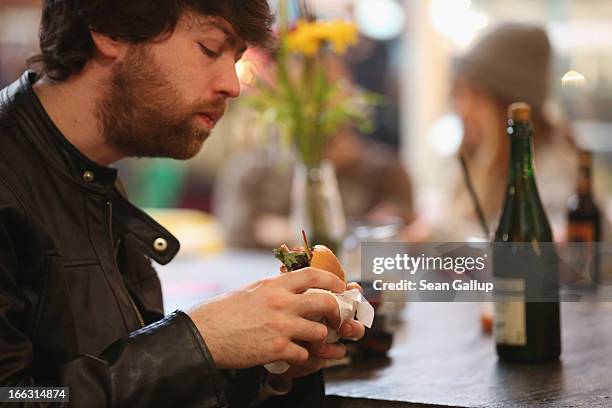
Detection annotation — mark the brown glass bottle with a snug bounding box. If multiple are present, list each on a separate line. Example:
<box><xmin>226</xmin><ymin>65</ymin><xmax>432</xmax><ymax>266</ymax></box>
<box><xmin>566</xmin><ymin>151</ymin><xmax>601</xmax><ymax>287</ymax></box>
<box><xmin>493</xmin><ymin>103</ymin><xmax>561</xmax><ymax>362</ymax></box>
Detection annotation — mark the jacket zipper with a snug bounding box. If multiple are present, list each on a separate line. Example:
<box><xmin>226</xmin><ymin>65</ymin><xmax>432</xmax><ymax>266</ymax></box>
<box><xmin>106</xmin><ymin>200</ymin><xmax>145</xmax><ymax>329</ymax></box>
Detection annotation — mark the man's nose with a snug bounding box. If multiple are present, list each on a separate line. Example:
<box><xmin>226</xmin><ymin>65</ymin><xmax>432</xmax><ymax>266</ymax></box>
<box><xmin>215</xmin><ymin>63</ymin><xmax>241</xmax><ymax>99</ymax></box>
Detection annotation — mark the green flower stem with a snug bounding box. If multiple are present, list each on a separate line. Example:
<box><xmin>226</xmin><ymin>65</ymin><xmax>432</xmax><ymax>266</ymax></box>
<box><xmin>311</xmin><ymin>58</ymin><xmax>328</xmax><ymax>166</ymax></box>
<box><xmin>276</xmin><ymin>42</ymin><xmax>308</xmax><ymax>162</ymax></box>
<box><xmin>301</xmin><ymin>55</ymin><xmax>318</xmax><ymax>166</ymax></box>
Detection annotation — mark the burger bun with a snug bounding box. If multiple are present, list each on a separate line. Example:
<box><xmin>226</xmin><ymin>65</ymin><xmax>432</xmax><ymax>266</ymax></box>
<box><xmin>310</xmin><ymin>245</ymin><xmax>347</xmax><ymax>283</ymax></box>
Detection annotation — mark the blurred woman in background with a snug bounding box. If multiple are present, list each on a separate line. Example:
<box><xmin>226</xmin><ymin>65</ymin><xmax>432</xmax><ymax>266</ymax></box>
<box><xmin>405</xmin><ymin>23</ymin><xmax>578</xmax><ymax>241</ymax></box>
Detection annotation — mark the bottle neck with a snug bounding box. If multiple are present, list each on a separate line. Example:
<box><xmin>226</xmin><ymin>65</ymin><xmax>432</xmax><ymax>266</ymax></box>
<box><xmin>577</xmin><ymin>166</ymin><xmax>592</xmax><ymax>197</ymax></box>
<box><xmin>508</xmin><ymin>120</ymin><xmax>535</xmax><ymax>181</ymax></box>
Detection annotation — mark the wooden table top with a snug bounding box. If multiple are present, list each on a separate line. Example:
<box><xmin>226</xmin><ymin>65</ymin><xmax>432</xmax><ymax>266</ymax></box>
<box><xmin>157</xmin><ymin>251</ymin><xmax>612</xmax><ymax>408</ymax></box>
<box><xmin>325</xmin><ymin>301</ymin><xmax>612</xmax><ymax>407</ymax></box>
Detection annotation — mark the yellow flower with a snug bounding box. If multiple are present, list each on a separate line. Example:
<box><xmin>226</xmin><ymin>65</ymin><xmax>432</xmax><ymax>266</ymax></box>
<box><xmin>285</xmin><ymin>20</ymin><xmax>358</xmax><ymax>56</ymax></box>
<box><xmin>321</xmin><ymin>21</ymin><xmax>359</xmax><ymax>54</ymax></box>
<box><xmin>285</xmin><ymin>20</ymin><xmax>322</xmax><ymax>56</ymax></box>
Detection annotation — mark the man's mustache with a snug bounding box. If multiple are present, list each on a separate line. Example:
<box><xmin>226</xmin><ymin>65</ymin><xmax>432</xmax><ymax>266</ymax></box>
<box><xmin>194</xmin><ymin>100</ymin><xmax>227</xmax><ymax>116</ymax></box>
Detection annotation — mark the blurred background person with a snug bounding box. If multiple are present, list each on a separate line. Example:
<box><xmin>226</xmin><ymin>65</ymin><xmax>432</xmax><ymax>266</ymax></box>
<box><xmin>213</xmin><ymin>125</ymin><xmax>413</xmax><ymax>248</ymax></box>
<box><xmin>404</xmin><ymin>23</ymin><xmax>578</xmax><ymax>242</ymax></box>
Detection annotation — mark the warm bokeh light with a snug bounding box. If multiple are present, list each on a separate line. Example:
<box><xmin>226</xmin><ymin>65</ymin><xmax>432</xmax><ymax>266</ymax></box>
<box><xmin>561</xmin><ymin>70</ymin><xmax>588</xmax><ymax>91</ymax></box>
<box><xmin>426</xmin><ymin>114</ymin><xmax>463</xmax><ymax>156</ymax></box>
<box><xmin>428</xmin><ymin>0</ymin><xmax>489</xmax><ymax>49</ymax></box>
<box><xmin>354</xmin><ymin>0</ymin><xmax>405</xmax><ymax>40</ymax></box>
<box><xmin>236</xmin><ymin>58</ymin><xmax>256</xmax><ymax>87</ymax></box>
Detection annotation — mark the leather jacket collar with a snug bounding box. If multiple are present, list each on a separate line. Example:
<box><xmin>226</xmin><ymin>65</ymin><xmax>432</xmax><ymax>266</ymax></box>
<box><xmin>0</xmin><ymin>71</ymin><xmax>180</xmax><ymax>265</ymax></box>
<box><xmin>2</xmin><ymin>71</ymin><xmax>120</xmax><ymax>192</ymax></box>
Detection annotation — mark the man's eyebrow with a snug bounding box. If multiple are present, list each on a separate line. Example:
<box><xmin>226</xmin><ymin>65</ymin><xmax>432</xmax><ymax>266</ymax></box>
<box><xmin>201</xmin><ymin>22</ymin><xmax>245</xmax><ymax>50</ymax></box>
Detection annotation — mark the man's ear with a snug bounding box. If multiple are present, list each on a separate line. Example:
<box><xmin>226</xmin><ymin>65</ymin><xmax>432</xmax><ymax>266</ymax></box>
<box><xmin>90</xmin><ymin>31</ymin><xmax>127</xmax><ymax>60</ymax></box>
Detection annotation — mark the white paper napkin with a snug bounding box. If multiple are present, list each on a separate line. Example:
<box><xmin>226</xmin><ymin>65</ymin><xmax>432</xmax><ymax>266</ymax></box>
<box><xmin>264</xmin><ymin>289</ymin><xmax>375</xmax><ymax>374</ymax></box>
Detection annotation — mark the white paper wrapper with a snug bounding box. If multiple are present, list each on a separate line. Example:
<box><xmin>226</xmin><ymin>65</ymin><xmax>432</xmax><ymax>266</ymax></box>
<box><xmin>264</xmin><ymin>289</ymin><xmax>375</xmax><ymax>374</ymax></box>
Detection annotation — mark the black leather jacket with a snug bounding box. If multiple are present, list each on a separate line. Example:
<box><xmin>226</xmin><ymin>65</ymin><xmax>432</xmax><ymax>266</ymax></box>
<box><xmin>0</xmin><ymin>72</ymin><xmax>324</xmax><ymax>407</ymax></box>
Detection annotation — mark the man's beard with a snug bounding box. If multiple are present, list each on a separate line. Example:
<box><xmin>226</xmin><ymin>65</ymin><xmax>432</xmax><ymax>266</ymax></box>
<box><xmin>96</xmin><ymin>46</ymin><xmax>225</xmax><ymax>160</ymax></box>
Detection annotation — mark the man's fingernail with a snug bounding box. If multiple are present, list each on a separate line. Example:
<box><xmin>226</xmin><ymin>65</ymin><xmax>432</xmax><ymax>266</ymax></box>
<box><xmin>340</xmin><ymin>324</ymin><xmax>352</xmax><ymax>337</ymax></box>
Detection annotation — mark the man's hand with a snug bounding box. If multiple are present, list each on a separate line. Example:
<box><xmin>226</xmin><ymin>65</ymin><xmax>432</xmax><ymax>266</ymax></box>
<box><xmin>188</xmin><ymin>268</ymin><xmax>347</xmax><ymax>369</ymax></box>
<box><xmin>280</xmin><ymin>316</ymin><xmax>367</xmax><ymax>378</ymax></box>
<box><xmin>274</xmin><ymin>281</ymin><xmax>367</xmax><ymax>379</ymax></box>
<box><xmin>279</xmin><ymin>341</ymin><xmax>346</xmax><ymax>379</ymax></box>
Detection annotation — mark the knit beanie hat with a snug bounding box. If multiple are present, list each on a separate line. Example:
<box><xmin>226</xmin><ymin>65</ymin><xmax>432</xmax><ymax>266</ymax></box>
<box><xmin>455</xmin><ymin>23</ymin><xmax>552</xmax><ymax>111</ymax></box>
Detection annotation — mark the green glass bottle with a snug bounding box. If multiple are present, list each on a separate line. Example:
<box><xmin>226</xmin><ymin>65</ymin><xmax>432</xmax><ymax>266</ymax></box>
<box><xmin>493</xmin><ymin>102</ymin><xmax>561</xmax><ymax>362</ymax></box>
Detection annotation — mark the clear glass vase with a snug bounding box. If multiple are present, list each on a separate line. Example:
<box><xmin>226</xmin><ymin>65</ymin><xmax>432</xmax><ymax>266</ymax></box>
<box><xmin>290</xmin><ymin>161</ymin><xmax>346</xmax><ymax>252</ymax></box>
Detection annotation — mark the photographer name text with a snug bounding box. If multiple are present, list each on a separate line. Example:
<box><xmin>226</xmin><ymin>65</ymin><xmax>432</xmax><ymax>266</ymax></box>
<box><xmin>372</xmin><ymin>279</ymin><xmax>493</xmax><ymax>293</ymax></box>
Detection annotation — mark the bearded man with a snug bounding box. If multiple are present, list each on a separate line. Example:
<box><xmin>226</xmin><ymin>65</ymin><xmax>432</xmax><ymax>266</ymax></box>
<box><xmin>0</xmin><ymin>1</ymin><xmax>365</xmax><ymax>406</ymax></box>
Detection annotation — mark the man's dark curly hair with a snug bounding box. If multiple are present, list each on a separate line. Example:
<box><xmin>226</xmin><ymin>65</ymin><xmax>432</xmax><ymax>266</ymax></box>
<box><xmin>28</xmin><ymin>0</ymin><xmax>275</xmax><ymax>81</ymax></box>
